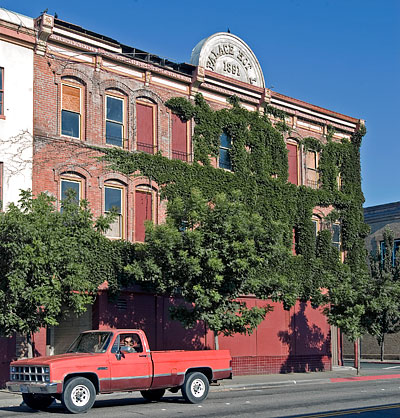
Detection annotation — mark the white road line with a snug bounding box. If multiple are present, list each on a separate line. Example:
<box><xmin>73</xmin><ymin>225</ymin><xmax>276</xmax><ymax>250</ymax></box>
<box><xmin>383</xmin><ymin>365</ymin><xmax>400</xmax><ymax>369</ymax></box>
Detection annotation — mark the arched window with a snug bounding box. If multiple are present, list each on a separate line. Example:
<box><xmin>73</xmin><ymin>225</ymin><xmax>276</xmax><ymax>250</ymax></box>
<box><xmin>135</xmin><ymin>186</ymin><xmax>155</xmax><ymax>242</ymax></box>
<box><xmin>60</xmin><ymin>172</ymin><xmax>84</xmax><ymax>205</ymax></box>
<box><xmin>61</xmin><ymin>81</ymin><xmax>84</xmax><ymax>139</ymax></box>
<box><xmin>105</xmin><ymin>92</ymin><xmax>126</xmax><ymax>147</ymax></box>
<box><xmin>136</xmin><ymin>100</ymin><xmax>157</xmax><ymax>154</ymax></box>
<box><xmin>286</xmin><ymin>140</ymin><xmax>299</xmax><ymax>185</ymax></box>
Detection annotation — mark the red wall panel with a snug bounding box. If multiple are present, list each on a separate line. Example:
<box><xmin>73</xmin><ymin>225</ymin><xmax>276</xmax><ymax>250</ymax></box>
<box><xmin>135</xmin><ymin>190</ymin><xmax>152</xmax><ymax>242</ymax></box>
<box><xmin>219</xmin><ymin>298</ymin><xmax>257</xmax><ymax>357</ymax></box>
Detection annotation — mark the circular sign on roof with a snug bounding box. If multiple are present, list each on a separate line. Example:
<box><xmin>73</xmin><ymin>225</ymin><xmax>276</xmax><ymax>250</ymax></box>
<box><xmin>191</xmin><ymin>32</ymin><xmax>265</xmax><ymax>88</ymax></box>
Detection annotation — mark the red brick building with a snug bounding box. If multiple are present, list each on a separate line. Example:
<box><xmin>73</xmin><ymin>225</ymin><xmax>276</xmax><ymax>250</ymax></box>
<box><xmin>1</xmin><ymin>10</ymin><xmax>364</xmax><ymax>383</ymax></box>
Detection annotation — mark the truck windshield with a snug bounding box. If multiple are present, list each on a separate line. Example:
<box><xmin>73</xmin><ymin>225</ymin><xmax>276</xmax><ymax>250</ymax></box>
<box><xmin>66</xmin><ymin>332</ymin><xmax>112</xmax><ymax>353</ymax></box>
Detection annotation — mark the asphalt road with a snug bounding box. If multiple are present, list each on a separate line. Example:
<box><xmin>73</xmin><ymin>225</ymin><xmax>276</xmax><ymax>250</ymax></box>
<box><xmin>1</xmin><ymin>378</ymin><xmax>400</xmax><ymax>417</ymax></box>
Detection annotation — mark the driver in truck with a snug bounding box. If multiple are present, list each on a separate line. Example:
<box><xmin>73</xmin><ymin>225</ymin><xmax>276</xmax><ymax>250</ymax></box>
<box><xmin>121</xmin><ymin>334</ymin><xmax>142</xmax><ymax>353</ymax></box>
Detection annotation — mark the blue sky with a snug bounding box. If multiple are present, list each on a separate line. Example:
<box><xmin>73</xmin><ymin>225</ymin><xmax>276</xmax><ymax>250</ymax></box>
<box><xmin>3</xmin><ymin>0</ymin><xmax>399</xmax><ymax>207</ymax></box>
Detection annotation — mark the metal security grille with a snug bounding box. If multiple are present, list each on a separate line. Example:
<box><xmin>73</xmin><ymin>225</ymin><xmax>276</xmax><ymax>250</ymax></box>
<box><xmin>10</xmin><ymin>365</ymin><xmax>50</xmax><ymax>382</ymax></box>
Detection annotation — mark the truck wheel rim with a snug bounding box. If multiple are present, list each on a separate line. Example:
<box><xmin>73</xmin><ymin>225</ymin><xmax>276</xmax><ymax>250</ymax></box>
<box><xmin>191</xmin><ymin>378</ymin><xmax>205</xmax><ymax>397</ymax></box>
<box><xmin>71</xmin><ymin>384</ymin><xmax>90</xmax><ymax>407</ymax></box>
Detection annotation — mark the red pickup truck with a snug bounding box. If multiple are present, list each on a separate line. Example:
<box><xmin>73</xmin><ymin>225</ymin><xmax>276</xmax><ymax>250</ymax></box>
<box><xmin>6</xmin><ymin>329</ymin><xmax>232</xmax><ymax>414</ymax></box>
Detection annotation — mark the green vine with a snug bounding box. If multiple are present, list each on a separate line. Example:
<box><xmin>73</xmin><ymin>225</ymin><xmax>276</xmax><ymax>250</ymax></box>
<box><xmin>96</xmin><ymin>93</ymin><xmax>368</xmax><ymax>311</ymax></box>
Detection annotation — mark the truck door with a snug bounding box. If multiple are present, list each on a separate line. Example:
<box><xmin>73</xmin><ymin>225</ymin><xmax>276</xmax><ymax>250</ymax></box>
<box><xmin>108</xmin><ymin>333</ymin><xmax>152</xmax><ymax>391</ymax></box>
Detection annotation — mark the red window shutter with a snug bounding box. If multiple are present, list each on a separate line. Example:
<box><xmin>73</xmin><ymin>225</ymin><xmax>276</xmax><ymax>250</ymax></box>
<box><xmin>135</xmin><ymin>190</ymin><xmax>152</xmax><ymax>242</ymax></box>
<box><xmin>172</xmin><ymin>114</ymin><xmax>188</xmax><ymax>160</ymax></box>
<box><xmin>287</xmin><ymin>143</ymin><xmax>298</xmax><ymax>185</ymax></box>
<box><xmin>62</xmin><ymin>85</ymin><xmax>80</xmax><ymax>113</ymax></box>
<box><xmin>136</xmin><ymin>102</ymin><xmax>155</xmax><ymax>153</ymax></box>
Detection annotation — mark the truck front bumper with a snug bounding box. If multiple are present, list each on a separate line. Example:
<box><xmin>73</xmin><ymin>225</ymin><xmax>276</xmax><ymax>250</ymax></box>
<box><xmin>6</xmin><ymin>382</ymin><xmax>58</xmax><ymax>395</ymax></box>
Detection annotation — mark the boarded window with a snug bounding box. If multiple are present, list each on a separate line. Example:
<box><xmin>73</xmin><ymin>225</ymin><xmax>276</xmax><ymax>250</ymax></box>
<box><xmin>172</xmin><ymin>114</ymin><xmax>188</xmax><ymax>161</ymax></box>
<box><xmin>287</xmin><ymin>143</ymin><xmax>298</xmax><ymax>185</ymax></box>
<box><xmin>135</xmin><ymin>190</ymin><xmax>152</xmax><ymax>242</ymax></box>
<box><xmin>136</xmin><ymin>102</ymin><xmax>155</xmax><ymax>154</ymax></box>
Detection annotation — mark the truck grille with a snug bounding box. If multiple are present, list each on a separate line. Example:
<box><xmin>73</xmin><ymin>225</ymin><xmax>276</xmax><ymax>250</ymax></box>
<box><xmin>10</xmin><ymin>365</ymin><xmax>50</xmax><ymax>382</ymax></box>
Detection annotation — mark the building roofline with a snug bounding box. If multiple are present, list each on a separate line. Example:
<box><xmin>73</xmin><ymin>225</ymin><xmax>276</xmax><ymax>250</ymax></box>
<box><xmin>45</xmin><ymin>13</ymin><xmax>360</xmax><ymax>123</ymax></box>
<box><xmin>271</xmin><ymin>91</ymin><xmax>359</xmax><ymax>124</ymax></box>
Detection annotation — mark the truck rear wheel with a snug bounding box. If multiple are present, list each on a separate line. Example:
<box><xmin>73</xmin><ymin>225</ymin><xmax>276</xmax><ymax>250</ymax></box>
<box><xmin>62</xmin><ymin>377</ymin><xmax>96</xmax><ymax>414</ymax></box>
<box><xmin>22</xmin><ymin>393</ymin><xmax>54</xmax><ymax>410</ymax></box>
<box><xmin>140</xmin><ymin>388</ymin><xmax>165</xmax><ymax>401</ymax></box>
<box><xmin>181</xmin><ymin>372</ymin><xmax>209</xmax><ymax>403</ymax></box>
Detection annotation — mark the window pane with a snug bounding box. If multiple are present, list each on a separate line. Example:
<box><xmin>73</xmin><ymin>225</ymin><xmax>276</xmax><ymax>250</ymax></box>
<box><xmin>0</xmin><ymin>68</ymin><xmax>3</xmax><ymax>90</ymax></box>
<box><xmin>61</xmin><ymin>180</ymin><xmax>80</xmax><ymax>201</ymax></box>
<box><xmin>106</xmin><ymin>96</ymin><xmax>123</xmax><ymax>123</ymax></box>
<box><xmin>0</xmin><ymin>92</ymin><xmax>3</xmax><ymax>115</ymax></box>
<box><xmin>219</xmin><ymin>148</ymin><xmax>231</xmax><ymax>170</ymax></box>
<box><xmin>105</xmin><ymin>187</ymin><xmax>122</xmax><ymax>213</ymax></box>
<box><xmin>62</xmin><ymin>110</ymin><xmax>80</xmax><ymax>138</ymax></box>
<box><xmin>107</xmin><ymin>215</ymin><xmax>122</xmax><ymax>238</ymax></box>
<box><xmin>312</xmin><ymin>220</ymin><xmax>318</xmax><ymax>237</ymax></box>
<box><xmin>220</xmin><ymin>132</ymin><xmax>231</xmax><ymax>148</ymax></box>
<box><xmin>106</xmin><ymin>121</ymin><xmax>123</xmax><ymax>146</ymax></box>
<box><xmin>332</xmin><ymin>224</ymin><xmax>340</xmax><ymax>243</ymax></box>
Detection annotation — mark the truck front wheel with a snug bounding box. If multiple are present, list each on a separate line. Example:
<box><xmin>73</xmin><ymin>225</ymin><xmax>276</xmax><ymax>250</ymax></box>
<box><xmin>181</xmin><ymin>372</ymin><xmax>209</xmax><ymax>403</ymax></box>
<box><xmin>140</xmin><ymin>388</ymin><xmax>165</xmax><ymax>401</ymax></box>
<box><xmin>62</xmin><ymin>377</ymin><xmax>96</xmax><ymax>414</ymax></box>
<box><xmin>22</xmin><ymin>393</ymin><xmax>54</xmax><ymax>410</ymax></box>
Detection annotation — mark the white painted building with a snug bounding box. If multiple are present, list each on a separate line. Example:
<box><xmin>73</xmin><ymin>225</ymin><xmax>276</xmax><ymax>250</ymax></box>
<box><xmin>0</xmin><ymin>8</ymin><xmax>35</xmax><ymax>210</ymax></box>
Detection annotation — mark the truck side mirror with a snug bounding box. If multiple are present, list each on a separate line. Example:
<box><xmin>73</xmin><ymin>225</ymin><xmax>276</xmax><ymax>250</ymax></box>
<box><xmin>115</xmin><ymin>349</ymin><xmax>126</xmax><ymax>361</ymax></box>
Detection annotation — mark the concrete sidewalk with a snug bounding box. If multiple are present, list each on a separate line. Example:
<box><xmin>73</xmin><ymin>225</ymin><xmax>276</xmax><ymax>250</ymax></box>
<box><xmin>2</xmin><ymin>363</ymin><xmax>400</xmax><ymax>409</ymax></box>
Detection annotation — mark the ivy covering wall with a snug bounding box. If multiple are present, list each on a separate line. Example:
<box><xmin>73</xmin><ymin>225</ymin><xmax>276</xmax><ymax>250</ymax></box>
<box><xmin>98</xmin><ymin>93</ymin><xmax>369</xmax><ymax>338</ymax></box>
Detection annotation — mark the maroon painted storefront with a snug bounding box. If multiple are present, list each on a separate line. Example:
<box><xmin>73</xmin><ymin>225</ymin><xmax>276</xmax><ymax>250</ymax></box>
<box><xmin>94</xmin><ymin>290</ymin><xmax>331</xmax><ymax>376</ymax></box>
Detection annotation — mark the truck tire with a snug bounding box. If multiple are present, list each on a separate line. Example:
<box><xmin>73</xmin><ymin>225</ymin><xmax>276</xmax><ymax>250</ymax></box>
<box><xmin>62</xmin><ymin>377</ymin><xmax>96</xmax><ymax>414</ymax></box>
<box><xmin>181</xmin><ymin>372</ymin><xmax>209</xmax><ymax>404</ymax></box>
<box><xmin>140</xmin><ymin>388</ymin><xmax>165</xmax><ymax>401</ymax></box>
<box><xmin>22</xmin><ymin>393</ymin><xmax>54</xmax><ymax>410</ymax></box>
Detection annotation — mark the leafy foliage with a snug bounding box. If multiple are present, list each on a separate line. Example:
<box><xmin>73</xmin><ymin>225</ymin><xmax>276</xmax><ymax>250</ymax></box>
<box><xmin>0</xmin><ymin>190</ymin><xmax>117</xmax><ymax>336</ymax></box>
<box><xmin>364</xmin><ymin>229</ymin><xmax>400</xmax><ymax>359</ymax></box>
<box><xmin>124</xmin><ymin>189</ymin><xmax>294</xmax><ymax>335</ymax></box>
<box><xmin>97</xmin><ymin>93</ymin><xmax>368</xmax><ymax>339</ymax></box>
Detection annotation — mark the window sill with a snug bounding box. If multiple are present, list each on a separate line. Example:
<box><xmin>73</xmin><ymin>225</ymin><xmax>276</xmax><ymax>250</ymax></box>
<box><xmin>0</xmin><ymin>115</ymin><xmax>5</xmax><ymax>120</ymax></box>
